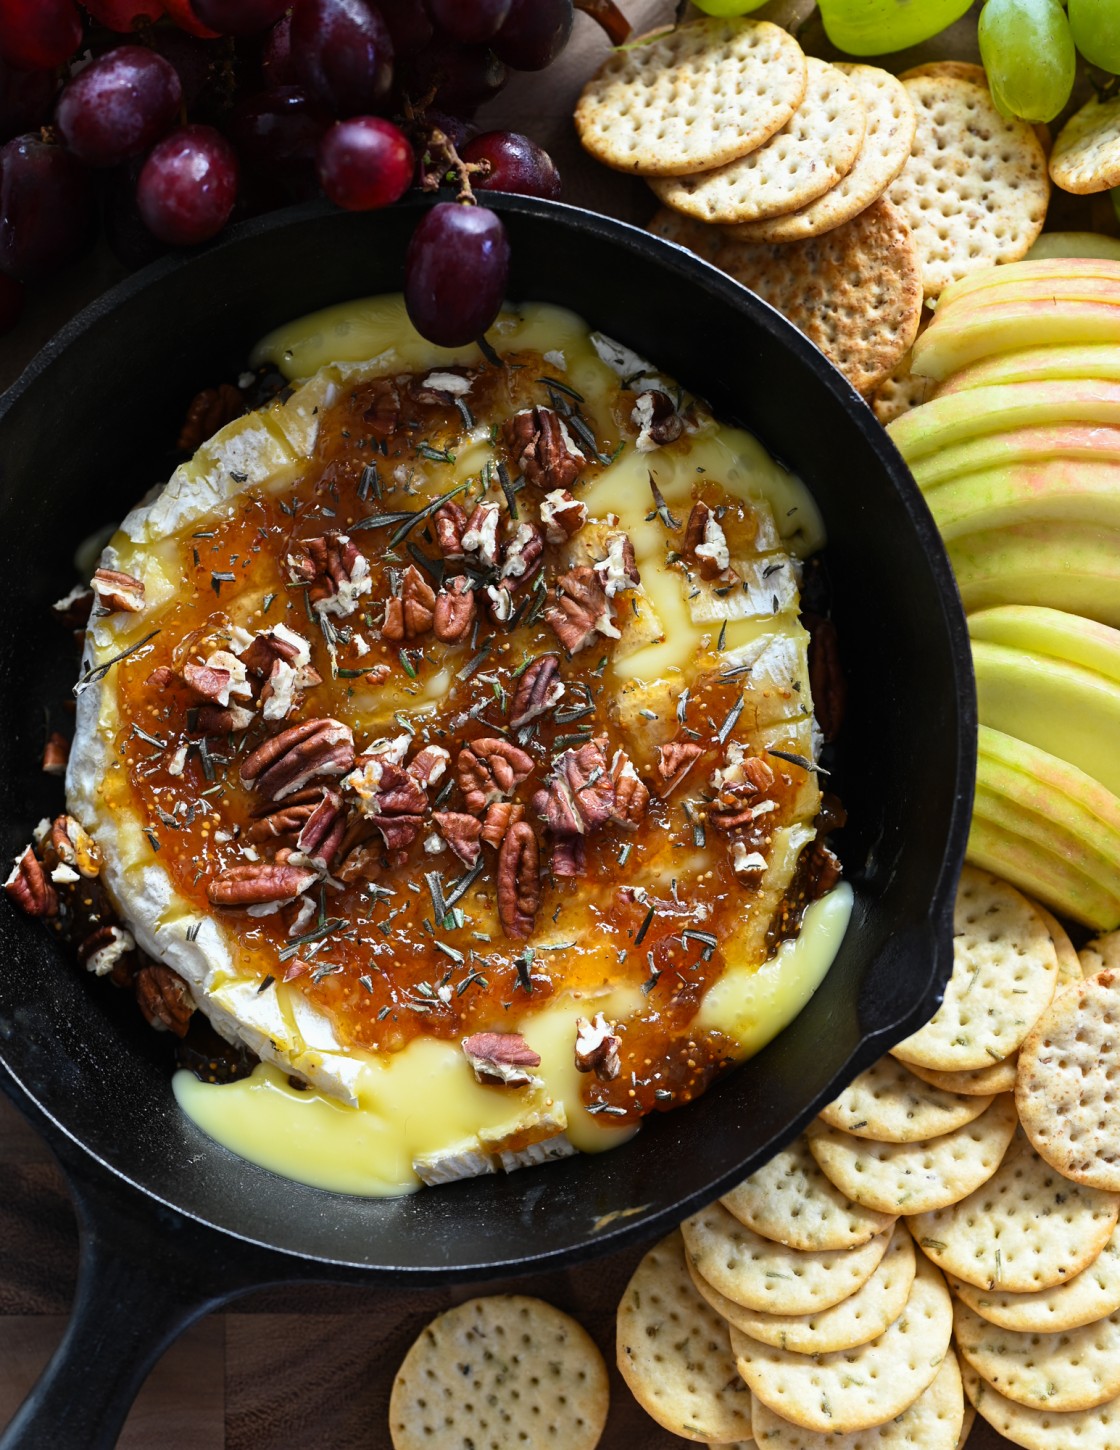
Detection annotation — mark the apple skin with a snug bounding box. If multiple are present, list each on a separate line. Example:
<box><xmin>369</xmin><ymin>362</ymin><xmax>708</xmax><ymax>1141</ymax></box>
<box><xmin>911</xmin><ymin>300</ymin><xmax>1120</xmax><ymax>382</ymax></box>
<box><xmin>1027</xmin><ymin>232</ymin><xmax>1120</xmax><ymax>263</ymax></box>
<box><xmin>910</xmin><ymin>424</ymin><xmax>1120</xmax><ymax>490</ymax></box>
<box><xmin>926</xmin><ymin>458</ymin><xmax>1120</xmax><ymax>539</ymax></box>
<box><xmin>968</xmin><ymin>812</ymin><xmax>1120</xmax><ymax>930</ymax></box>
<box><xmin>969</xmin><ymin>605</ymin><xmax>1120</xmax><ymax>685</ymax></box>
<box><xmin>937</xmin><ymin>344</ymin><xmax>1120</xmax><ymax>395</ymax></box>
<box><xmin>951</xmin><ymin>521</ymin><xmax>1120</xmax><ymax>626</ymax></box>
<box><xmin>937</xmin><ymin>255</ymin><xmax>1120</xmax><ymax>313</ymax></box>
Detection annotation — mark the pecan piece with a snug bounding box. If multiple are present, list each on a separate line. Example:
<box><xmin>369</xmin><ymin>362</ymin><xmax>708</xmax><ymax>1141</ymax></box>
<box><xmin>4</xmin><ymin>846</ymin><xmax>58</xmax><ymax>917</ymax></box>
<box><xmin>657</xmin><ymin>741</ymin><xmax>703</xmax><ymax>796</ymax></box>
<box><xmin>78</xmin><ymin>923</ymin><xmax>137</xmax><ymax>979</ymax></box>
<box><xmin>545</xmin><ymin>567</ymin><xmax>618</xmax><ymax>655</ymax></box>
<box><xmin>432</xmin><ymin>575</ymin><xmax>476</xmax><ymax>643</ymax></box>
<box><xmin>457</xmin><ymin>737</ymin><xmax>535</xmax><ymax>813</ymax></box>
<box><xmin>503</xmin><ymin>406</ymin><xmax>584</xmax><ymax>490</ymax></box>
<box><xmin>539</xmin><ymin>489</ymin><xmax>587</xmax><ymax>544</ymax></box>
<box><xmin>432</xmin><ymin>811</ymin><xmax>482</xmax><ymax>868</ymax></box>
<box><xmin>240</xmin><ymin>717</ymin><xmax>355</xmax><ymax>801</ymax></box>
<box><xmin>286</xmin><ymin>532</ymin><xmax>371</xmax><ymax>618</ymax></box>
<box><xmin>183</xmin><ymin>661</ymin><xmax>234</xmax><ymax>703</ymax></box>
<box><xmin>360</xmin><ymin>377</ymin><xmax>401</xmax><ymax>440</ymax></box>
<box><xmin>382</xmin><ymin>565</ymin><xmax>436</xmax><ymax>641</ymax></box>
<box><xmin>91</xmin><ymin>567</ymin><xmax>145</xmax><ymax>613</ymax></box>
<box><xmin>574</xmin><ymin>1013</ymin><xmax>622</xmax><ymax>1081</ymax></box>
<box><xmin>42</xmin><ymin>731</ymin><xmax>69</xmax><ymax>775</ymax></box>
<box><xmin>497</xmin><ymin>820</ymin><xmax>541</xmax><ymax>941</ymax></box>
<box><xmin>408</xmin><ymin>744</ymin><xmax>451</xmax><ymax>791</ymax></box>
<box><xmin>177</xmin><ymin>382</ymin><xmax>245</xmax><ymax>453</ymax></box>
<box><xmin>632</xmin><ymin>388</ymin><xmax>683</xmax><ymax>451</ymax></box>
<box><xmin>609</xmin><ymin>749</ymin><xmax>649</xmax><ymax>829</ymax></box>
<box><xmin>462</xmin><ymin>1030</ymin><xmax>541</xmax><ymax>1087</ymax></box>
<box><xmin>480</xmin><ymin>800</ymin><xmax>525</xmax><ymax>850</ymax></box>
<box><xmin>540</xmin><ymin>738</ymin><xmax>614</xmax><ymax>837</ymax></box>
<box><xmin>53</xmin><ymin>584</ymin><xmax>94</xmax><ymax>629</ymax></box>
<box><xmin>246</xmin><ymin>786</ymin><xmax>324</xmax><ymax>846</ymax></box>
<box><xmin>499</xmin><ymin>521</ymin><xmax>544</xmax><ymax>590</ymax></box>
<box><xmin>550</xmin><ymin>834</ymin><xmax>586</xmax><ymax>879</ymax></box>
<box><xmin>805</xmin><ymin>613</ymin><xmax>846</xmax><ymax>743</ymax></box>
<box><xmin>207</xmin><ymin>860</ymin><xmax>320</xmax><ymax>907</ymax></box>
<box><xmin>193</xmin><ymin>704</ymin><xmax>255</xmax><ymax>735</ymax></box>
<box><xmin>409</xmin><ymin>369</ymin><xmax>473</xmax><ymax>405</ymax></box>
<box><xmin>593</xmin><ymin>531</ymin><xmax>640</xmax><ymax>598</ymax></box>
<box><xmin>461</xmin><ymin>501</ymin><xmax>501</xmax><ymax>567</ymax></box>
<box><xmin>509</xmin><ymin>654</ymin><xmax>564</xmax><ymax>729</ymax></box>
<box><xmin>709</xmin><ymin>746</ymin><xmax>776</xmax><ymax>831</ymax></box>
<box><xmin>682</xmin><ymin>501</ymin><xmax>731</xmax><ymax>581</ymax></box>
<box><xmin>42</xmin><ymin>814</ymin><xmax>101</xmax><ymax>878</ymax></box>
<box><xmin>135</xmin><ymin>962</ymin><xmax>194</xmax><ymax>1037</ymax></box>
<box><xmin>433</xmin><ymin>501</ymin><xmax>468</xmax><ymax>560</ymax></box>
<box><xmin>296</xmin><ymin>787</ymin><xmax>347</xmax><ymax>866</ymax></box>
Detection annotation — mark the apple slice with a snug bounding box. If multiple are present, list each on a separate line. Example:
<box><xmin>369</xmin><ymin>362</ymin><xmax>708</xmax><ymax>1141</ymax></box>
<box><xmin>936</xmin><ymin>256</ymin><xmax>1120</xmax><ymax>313</ymax></box>
<box><xmin>925</xmin><ymin>459</ymin><xmax>1120</xmax><ymax>539</ymax></box>
<box><xmin>968</xmin><ymin>812</ymin><xmax>1120</xmax><ymax>930</ymax></box>
<box><xmin>973</xmin><ymin>638</ymin><xmax>1120</xmax><ymax>796</ymax></box>
<box><xmin>910</xmin><ymin>424</ymin><xmax>1120</xmax><ymax>490</ymax></box>
<box><xmin>969</xmin><ymin>606</ymin><xmax>1120</xmax><ymax>685</ymax></box>
<box><xmin>911</xmin><ymin>301</ymin><xmax>1120</xmax><ymax>381</ymax></box>
<box><xmin>950</xmin><ymin>523</ymin><xmax>1120</xmax><ymax>625</ymax></box>
<box><xmin>1027</xmin><ymin>232</ymin><xmax>1120</xmax><ymax>262</ymax></box>
<box><xmin>888</xmin><ymin>381</ymin><xmax>1120</xmax><ymax>463</ymax></box>
<box><xmin>937</xmin><ymin>344</ymin><xmax>1120</xmax><ymax>394</ymax></box>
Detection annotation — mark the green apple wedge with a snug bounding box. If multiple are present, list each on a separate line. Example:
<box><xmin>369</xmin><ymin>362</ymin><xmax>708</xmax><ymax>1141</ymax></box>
<box><xmin>968</xmin><ymin>811</ymin><xmax>1120</xmax><ymax>929</ymax></box>
<box><xmin>924</xmin><ymin>459</ymin><xmax>1120</xmax><ymax>540</ymax></box>
<box><xmin>969</xmin><ymin>606</ymin><xmax>1120</xmax><ymax>685</ymax></box>
<box><xmin>910</xmin><ymin>301</ymin><xmax>1120</xmax><ymax>382</ymax></box>
<box><xmin>909</xmin><ymin>424</ymin><xmax>1120</xmax><ymax>490</ymax></box>
<box><xmin>887</xmin><ymin>381</ymin><xmax>1120</xmax><ymax>464</ymax></box>
<box><xmin>935</xmin><ymin>256</ymin><xmax>1120</xmax><ymax>313</ymax></box>
<box><xmin>937</xmin><ymin>345</ymin><xmax>1120</xmax><ymax>394</ymax></box>
<box><xmin>972</xmin><ymin>637</ymin><xmax>1120</xmax><ymax>797</ymax></box>
<box><xmin>1028</xmin><ymin>233</ymin><xmax>1120</xmax><ymax>262</ymax></box>
<box><xmin>950</xmin><ymin>523</ymin><xmax>1120</xmax><ymax>625</ymax></box>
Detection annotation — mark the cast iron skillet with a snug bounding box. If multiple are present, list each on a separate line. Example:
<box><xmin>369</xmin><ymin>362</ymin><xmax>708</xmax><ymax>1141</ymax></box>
<box><xmin>0</xmin><ymin>195</ymin><xmax>974</xmax><ymax>1448</ymax></box>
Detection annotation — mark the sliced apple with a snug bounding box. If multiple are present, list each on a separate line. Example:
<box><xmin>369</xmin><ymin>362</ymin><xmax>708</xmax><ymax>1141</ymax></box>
<box><xmin>936</xmin><ymin>276</ymin><xmax>1120</xmax><ymax>321</ymax></box>
<box><xmin>967</xmin><ymin>812</ymin><xmax>1120</xmax><ymax>930</ymax></box>
<box><xmin>969</xmin><ymin>606</ymin><xmax>1120</xmax><ymax>685</ymax></box>
<box><xmin>936</xmin><ymin>344</ymin><xmax>1120</xmax><ymax>395</ymax></box>
<box><xmin>925</xmin><ymin>459</ymin><xmax>1120</xmax><ymax>539</ymax></box>
<box><xmin>951</xmin><ymin>523</ymin><xmax>1120</xmax><ymax>626</ymax></box>
<box><xmin>1027</xmin><ymin>233</ymin><xmax>1120</xmax><ymax>263</ymax></box>
<box><xmin>909</xmin><ymin>424</ymin><xmax>1120</xmax><ymax>490</ymax></box>
<box><xmin>936</xmin><ymin>256</ymin><xmax>1120</xmax><ymax>313</ymax></box>
<box><xmin>973</xmin><ymin>638</ymin><xmax>1120</xmax><ymax>797</ymax></box>
<box><xmin>888</xmin><ymin>381</ymin><xmax>1120</xmax><ymax>463</ymax></box>
<box><xmin>910</xmin><ymin>302</ymin><xmax>1120</xmax><ymax>382</ymax></box>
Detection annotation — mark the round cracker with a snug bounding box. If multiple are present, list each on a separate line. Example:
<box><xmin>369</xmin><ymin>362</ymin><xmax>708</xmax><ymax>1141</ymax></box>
<box><xmin>907</xmin><ymin>1054</ymin><xmax>1019</xmax><ymax>1097</ymax></box>
<box><xmin>951</xmin><ymin>1221</ymin><xmax>1120</xmax><ymax>1334</ymax></box>
<box><xmin>962</xmin><ymin>1357</ymin><xmax>1120</xmax><ymax>1450</ymax></box>
<box><xmin>871</xmin><ymin>346</ymin><xmax>936</xmax><ymax>427</ymax></box>
<box><xmin>898</xmin><ymin>61</ymin><xmax>989</xmax><ymax>86</ymax></box>
<box><xmin>388</xmin><ymin>1295</ymin><xmax>608</xmax><ymax>1450</ymax></box>
<box><xmin>720</xmin><ymin>1134</ymin><xmax>895</xmax><ymax>1250</ymax></box>
<box><xmin>747</xmin><ymin>1347</ymin><xmax>964</xmax><ymax>1450</ymax></box>
<box><xmin>891</xmin><ymin>866</ymin><xmax>1059</xmax><ymax>1073</ymax></box>
<box><xmin>574</xmin><ymin>18</ymin><xmax>807</xmax><ymax>179</ymax></box>
<box><xmin>1017</xmin><ymin>969</ymin><xmax>1120</xmax><ymax>1193</ymax></box>
<box><xmin>887</xmin><ymin>75</ymin><xmax>1049</xmax><ymax>297</ymax></box>
<box><xmin>908</xmin><ymin>1129</ymin><xmax>1120</xmax><ymax>1293</ymax></box>
<box><xmin>688</xmin><ymin>1221</ymin><xmax>916</xmax><ymax>1355</ymax></box>
<box><xmin>805</xmin><ymin>1095</ymin><xmax>1018</xmax><ymax>1216</ymax></box>
<box><xmin>819</xmin><ymin>1053</ymin><xmax>995</xmax><ymax>1143</ymax></box>
<box><xmin>650</xmin><ymin>58</ymin><xmax>865</xmax><ymax>225</ymax></box>
<box><xmin>1033</xmin><ymin>901</ymin><xmax>1083</xmax><ymax>984</ymax></box>
<box><xmin>681</xmin><ymin>1202</ymin><xmax>892</xmax><ymax>1317</ymax></box>
<box><xmin>732</xmin><ymin>1256</ymin><xmax>953</xmax><ymax>1434</ymax></box>
<box><xmin>954</xmin><ymin>1297</ymin><xmax>1120</xmax><ymax>1412</ymax></box>
<box><xmin>616</xmin><ymin>1229</ymin><xmax>754</xmax><ymax>1444</ymax></box>
<box><xmin>957</xmin><ymin>1403</ymin><xmax>976</xmax><ymax>1448</ymax></box>
<box><xmin>1051</xmin><ymin>93</ymin><xmax>1120</xmax><ymax>195</ymax></box>
<box><xmin>726</xmin><ymin>64</ymin><xmax>915</xmax><ymax>244</ymax></box>
<box><xmin>1080</xmin><ymin>928</ymin><xmax>1120</xmax><ymax>977</ymax></box>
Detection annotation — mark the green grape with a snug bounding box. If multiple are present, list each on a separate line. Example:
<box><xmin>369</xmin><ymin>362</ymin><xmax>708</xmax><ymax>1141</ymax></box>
<box><xmin>691</xmin><ymin>0</ymin><xmax>769</xmax><ymax>12</ymax></box>
<box><xmin>979</xmin><ymin>0</ymin><xmax>1076</xmax><ymax>122</ymax></box>
<box><xmin>1069</xmin><ymin>0</ymin><xmax>1120</xmax><ymax>73</ymax></box>
<box><xmin>815</xmin><ymin>0</ymin><xmax>972</xmax><ymax>55</ymax></box>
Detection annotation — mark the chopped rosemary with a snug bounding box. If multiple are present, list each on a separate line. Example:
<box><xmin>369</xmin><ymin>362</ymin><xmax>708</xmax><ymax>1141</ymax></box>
<box><xmin>358</xmin><ymin>462</ymin><xmax>381</xmax><ymax>500</ymax></box>
<box><xmin>74</xmin><ymin>629</ymin><xmax>161</xmax><ymax>696</ymax></box>
<box><xmin>634</xmin><ymin>902</ymin><xmax>656</xmax><ymax>946</ymax></box>
<box><xmin>417</xmin><ymin>442</ymin><xmax>455</xmax><ymax>464</ymax></box>
<box><xmin>257</xmin><ymin>974</ymin><xmax>275</xmax><ymax>994</ymax></box>
<box><xmin>767</xmin><ymin>748</ymin><xmax>828</xmax><ymax>775</ymax></box>
<box><xmin>648</xmin><ymin>474</ymin><xmax>681</xmax><ymax>530</ymax></box>
<box><xmin>717</xmin><ymin>695</ymin><xmax>745</xmax><ymax>745</ymax></box>
<box><xmin>278</xmin><ymin>917</ymin><xmax>346</xmax><ymax>962</ymax></box>
<box><xmin>677</xmin><ymin>687</ymin><xmax>690</xmax><ymax>724</ymax></box>
<box><xmin>496</xmin><ymin>459</ymin><xmax>518</xmax><ymax>519</ymax></box>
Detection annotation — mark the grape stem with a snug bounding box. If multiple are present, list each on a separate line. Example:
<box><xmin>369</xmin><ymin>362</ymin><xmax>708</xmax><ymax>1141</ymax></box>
<box><xmin>402</xmin><ymin>98</ymin><xmax>491</xmax><ymax>205</ymax></box>
<box><xmin>573</xmin><ymin>0</ymin><xmax>632</xmax><ymax>45</ymax></box>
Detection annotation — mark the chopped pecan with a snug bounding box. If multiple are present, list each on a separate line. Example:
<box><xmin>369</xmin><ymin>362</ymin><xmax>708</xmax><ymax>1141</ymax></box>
<box><xmin>207</xmin><ymin>860</ymin><xmax>320</xmax><ymax>906</ymax></box>
<box><xmin>335</xmin><ymin>840</ymin><xmax>385</xmax><ymax>884</ymax></box>
<box><xmin>408</xmin><ymin>745</ymin><xmax>451</xmax><ymax>791</ymax></box>
<box><xmin>502</xmin><ymin>407</ymin><xmax>584</xmax><ymax>490</ymax></box>
<box><xmin>91</xmin><ymin>567</ymin><xmax>145</xmax><ymax>613</ymax></box>
<box><xmin>382</xmin><ymin>565</ymin><xmax>436</xmax><ymax>641</ymax></box>
<box><xmin>432</xmin><ymin>811</ymin><xmax>482</xmax><ymax>868</ymax></box>
<box><xmin>4</xmin><ymin>847</ymin><xmax>58</xmax><ymax>917</ymax></box>
<box><xmin>462</xmin><ymin>1030</ymin><xmax>541</xmax><ymax>1087</ymax></box>
<box><xmin>800</xmin><ymin>840</ymin><xmax>843</xmax><ymax>900</ymax></box>
<box><xmin>709</xmin><ymin>746</ymin><xmax>775</xmax><ymax>830</ymax></box>
<box><xmin>545</xmin><ymin>567</ymin><xmax>618</xmax><ymax>655</ymax></box>
<box><xmin>551</xmin><ymin>834</ymin><xmax>586</xmax><ymax>879</ymax></box>
<box><xmin>409</xmin><ymin>368</ymin><xmax>474</xmax><ymax>404</ymax></box>
<box><xmin>497</xmin><ymin>820</ymin><xmax>541</xmax><ymax>941</ymax></box>
<box><xmin>78</xmin><ymin>923</ymin><xmax>137</xmax><ymax>978</ymax></box>
<box><xmin>457</xmin><ymin>738</ymin><xmax>535</xmax><ymax>813</ymax></box>
<box><xmin>731</xmin><ymin>840</ymin><xmax>769</xmax><ymax>883</ymax></box>
<box><xmin>432</xmin><ymin>575</ymin><xmax>476</xmax><ymax>643</ymax></box>
<box><xmin>246</xmin><ymin>786</ymin><xmax>325</xmax><ymax>846</ymax></box>
<box><xmin>178</xmin><ymin>382</ymin><xmax>245</xmax><ymax>453</ymax></box>
<box><xmin>286</xmin><ymin>532</ymin><xmax>371</xmax><ymax>617</ymax></box>
<box><xmin>609</xmin><ymin>749</ymin><xmax>649</xmax><ymax>829</ymax></box>
<box><xmin>360</xmin><ymin>377</ymin><xmax>401</xmax><ymax>440</ymax></box>
<box><xmin>135</xmin><ymin>962</ymin><xmax>194</xmax><ymax>1037</ymax></box>
<box><xmin>593</xmin><ymin>531</ymin><xmax>640</xmax><ymax>598</ymax></box>
<box><xmin>52</xmin><ymin>584</ymin><xmax>94</xmax><ymax>629</ymax></box>
<box><xmin>240</xmin><ymin>717</ymin><xmax>355</xmax><ymax>801</ymax></box>
<box><xmin>349</xmin><ymin>761</ymin><xmax>427</xmax><ymax>852</ymax></box>
<box><xmin>632</xmin><ymin>388</ymin><xmax>683</xmax><ymax>451</ymax></box>
<box><xmin>509</xmin><ymin>654</ymin><xmax>564</xmax><ymax>729</ymax></box>
<box><xmin>657</xmin><ymin>741</ymin><xmax>703</xmax><ymax>795</ymax></box>
<box><xmin>805</xmin><ymin>613</ymin><xmax>846</xmax><ymax>743</ymax></box>
<box><xmin>42</xmin><ymin>732</ymin><xmax>69</xmax><ymax>775</ymax></box>
<box><xmin>461</xmin><ymin>501</ymin><xmax>501</xmax><ymax>567</ymax></box>
<box><xmin>539</xmin><ymin>489</ymin><xmax>587</xmax><ymax>544</ymax></box>
<box><xmin>574</xmin><ymin>1013</ymin><xmax>622</xmax><ymax>1080</ymax></box>
<box><xmin>486</xmin><ymin>584</ymin><xmax>514</xmax><ymax>625</ymax></box>
<box><xmin>433</xmin><ymin>501</ymin><xmax>468</xmax><ymax>560</ymax></box>
<box><xmin>296</xmin><ymin>787</ymin><xmax>347</xmax><ymax>866</ymax></box>
<box><xmin>183</xmin><ymin>661</ymin><xmax>234</xmax><ymax>703</ymax></box>
<box><xmin>540</xmin><ymin>738</ymin><xmax>614</xmax><ymax>836</ymax></box>
<box><xmin>815</xmin><ymin>793</ymin><xmax>848</xmax><ymax>836</ymax></box>
<box><xmin>42</xmin><ymin>814</ymin><xmax>101</xmax><ymax>878</ymax></box>
<box><xmin>682</xmin><ymin>501</ymin><xmax>731</xmax><ymax>581</ymax></box>
<box><xmin>499</xmin><ymin>521</ymin><xmax>544</xmax><ymax>589</ymax></box>
<box><xmin>480</xmin><ymin>800</ymin><xmax>525</xmax><ymax>849</ymax></box>
<box><xmin>193</xmin><ymin>703</ymin><xmax>256</xmax><ymax>734</ymax></box>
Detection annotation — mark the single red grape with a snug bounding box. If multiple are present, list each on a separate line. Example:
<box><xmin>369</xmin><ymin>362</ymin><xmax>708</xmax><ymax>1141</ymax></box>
<box><xmin>376</xmin><ymin>0</ymin><xmax>432</xmax><ymax>59</ymax></box>
<box><xmin>403</xmin><ymin>42</ymin><xmax>506</xmax><ymax>116</ymax></box>
<box><xmin>492</xmin><ymin>0</ymin><xmax>572</xmax><ymax>69</ymax></box>
<box><xmin>0</xmin><ymin>133</ymin><xmax>96</xmax><ymax>280</ymax></box>
<box><xmin>190</xmin><ymin>0</ymin><xmax>289</xmax><ymax>35</ymax></box>
<box><xmin>0</xmin><ymin>57</ymin><xmax>56</xmax><ymax>143</ymax></box>
<box><xmin>463</xmin><ymin>131</ymin><xmax>560</xmax><ymax>200</ymax></box>
<box><xmin>80</xmin><ymin>0</ymin><xmax>165</xmax><ymax>29</ymax></box>
<box><xmin>291</xmin><ymin>0</ymin><xmax>394</xmax><ymax>117</ymax></box>
<box><xmin>427</xmin><ymin>0</ymin><xmax>510</xmax><ymax>44</ymax></box>
<box><xmin>56</xmin><ymin>46</ymin><xmax>181</xmax><ymax>168</ymax></box>
<box><xmin>0</xmin><ymin>270</ymin><xmax>22</xmax><ymax>332</ymax></box>
<box><xmin>136</xmin><ymin>123</ymin><xmax>238</xmax><ymax>245</ymax></box>
<box><xmin>161</xmin><ymin>0</ymin><xmax>219</xmax><ymax>37</ymax></box>
<box><xmin>317</xmin><ymin>115</ymin><xmax>412</xmax><ymax>210</ymax></box>
<box><xmin>404</xmin><ymin>202</ymin><xmax>509</xmax><ymax>347</ymax></box>
<box><xmin>259</xmin><ymin>13</ymin><xmax>295</xmax><ymax>87</ymax></box>
<box><xmin>0</xmin><ymin>0</ymin><xmax>83</xmax><ymax>71</ymax></box>
<box><xmin>228</xmin><ymin>87</ymin><xmax>328</xmax><ymax>202</ymax></box>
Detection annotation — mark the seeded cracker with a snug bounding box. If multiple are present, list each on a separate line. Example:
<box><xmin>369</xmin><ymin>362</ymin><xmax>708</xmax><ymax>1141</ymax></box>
<box><xmin>1051</xmin><ymin>94</ymin><xmax>1120</xmax><ymax>194</ymax></box>
<box><xmin>748</xmin><ymin>1347</ymin><xmax>964</xmax><ymax>1450</ymax></box>
<box><xmin>681</xmin><ymin>1201</ymin><xmax>891</xmax><ymax>1316</ymax></box>
<box><xmin>886</xmin><ymin>75</ymin><xmax>1049</xmax><ymax>297</ymax></box>
<box><xmin>720</xmin><ymin>1133</ymin><xmax>895</xmax><ymax>1250</ymax></box>
<box><xmin>950</xmin><ymin>1220</ymin><xmax>1120</xmax><ymax>1333</ymax></box>
<box><xmin>871</xmin><ymin>346</ymin><xmax>937</xmax><ymax>427</ymax></box>
<box><xmin>688</xmin><ymin>1220</ymin><xmax>917</xmax><ymax>1355</ymax></box>
<box><xmin>573</xmin><ymin>17</ymin><xmax>806</xmax><ymax>178</ymax></box>
<box><xmin>1080</xmin><ymin>927</ymin><xmax>1120</xmax><ymax>976</ymax></box>
<box><xmin>649</xmin><ymin>58</ymin><xmax>865</xmax><ymax>225</ymax></box>
<box><xmin>818</xmin><ymin>1052</ymin><xmax>995</xmax><ymax>1143</ymax></box>
<box><xmin>891</xmin><ymin>866</ymin><xmax>1058</xmax><ymax>1073</ymax></box>
<box><xmin>909</xmin><ymin>1129</ymin><xmax>1120</xmax><ymax>1292</ymax></box>
<box><xmin>732</xmin><ymin>1255</ymin><xmax>953</xmax><ymax>1434</ymax></box>
<box><xmin>615</xmin><ymin>1230</ymin><xmax>754</xmax><ymax>1443</ymax></box>
<box><xmin>1035</xmin><ymin>900</ymin><xmax>1084</xmax><ymax>984</ymax></box>
<box><xmin>962</xmin><ymin>1358</ymin><xmax>1120</xmax><ymax>1450</ymax></box>
<box><xmin>388</xmin><ymin>1295</ymin><xmax>608</xmax><ymax>1450</ymax></box>
<box><xmin>908</xmin><ymin>1054</ymin><xmax>1019</xmax><ymax>1097</ymax></box>
<box><xmin>953</xmin><ymin>1296</ymin><xmax>1120</xmax><ymax>1412</ymax></box>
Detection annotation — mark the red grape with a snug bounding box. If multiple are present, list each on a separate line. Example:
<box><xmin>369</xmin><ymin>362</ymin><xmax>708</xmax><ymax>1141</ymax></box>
<box><xmin>428</xmin><ymin>0</ymin><xmax>510</xmax><ymax>44</ymax></box>
<box><xmin>404</xmin><ymin>42</ymin><xmax>506</xmax><ymax>116</ymax></box>
<box><xmin>404</xmin><ymin>202</ymin><xmax>509</xmax><ymax>347</ymax></box>
<box><xmin>161</xmin><ymin>0</ymin><xmax>219</xmax><ymax>37</ymax></box>
<box><xmin>190</xmin><ymin>0</ymin><xmax>289</xmax><ymax>35</ymax></box>
<box><xmin>0</xmin><ymin>269</ymin><xmax>22</xmax><ymax>332</ymax></box>
<box><xmin>317</xmin><ymin>115</ymin><xmax>412</xmax><ymax>210</ymax></box>
<box><xmin>259</xmin><ymin>13</ymin><xmax>295</xmax><ymax>87</ymax></box>
<box><xmin>0</xmin><ymin>0</ymin><xmax>83</xmax><ymax>71</ymax></box>
<box><xmin>0</xmin><ymin>57</ymin><xmax>56</xmax><ymax>143</ymax></box>
<box><xmin>376</xmin><ymin>0</ymin><xmax>432</xmax><ymax>59</ymax></box>
<box><xmin>463</xmin><ymin>131</ymin><xmax>560</xmax><ymax>200</ymax></box>
<box><xmin>492</xmin><ymin>0</ymin><xmax>572</xmax><ymax>69</ymax></box>
<box><xmin>291</xmin><ymin>0</ymin><xmax>394</xmax><ymax>117</ymax></box>
<box><xmin>56</xmin><ymin>46</ymin><xmax>181</xmax><ymax>168</ymax></box>
<box><xmin>0</xmin><ymin>133</ymin><xmax>96</xmax><ymax>280</ymax></box>
<box><xmin>136</xmin><ymin>123</ymin><xmax>238</xmax><ymax>245</ymax></box>
<box><xmin>228</xmin><ymin>87</ymin><xmax>328</xmax><ymax>202</ymax></box>
<box><xmin>80</xmin><ymin>0</ymin><xmax>165</xmax><ymax>29</ymax></box>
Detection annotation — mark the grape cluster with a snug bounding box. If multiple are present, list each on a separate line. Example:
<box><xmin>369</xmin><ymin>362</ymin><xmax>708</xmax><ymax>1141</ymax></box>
<box><xmin>0</xmin><ymin>0</ymin><xmax>629</xmax><ymax>344</ymax></box>
<box><xmin>976</xmin><ymin>0</ymin><xmax>1120</xmax><ymax>126</ymax></box>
